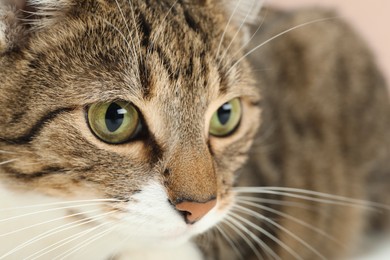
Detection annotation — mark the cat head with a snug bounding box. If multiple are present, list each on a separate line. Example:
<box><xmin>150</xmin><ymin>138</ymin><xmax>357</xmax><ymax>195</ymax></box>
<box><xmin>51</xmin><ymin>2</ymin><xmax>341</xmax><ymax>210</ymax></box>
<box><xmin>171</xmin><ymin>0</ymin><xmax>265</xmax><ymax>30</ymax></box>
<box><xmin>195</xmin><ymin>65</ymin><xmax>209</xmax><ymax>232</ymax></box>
<box><xmin>0</xmin><ymin>0</ymin><xmax>262</xmax><ymax>252</ymax></box>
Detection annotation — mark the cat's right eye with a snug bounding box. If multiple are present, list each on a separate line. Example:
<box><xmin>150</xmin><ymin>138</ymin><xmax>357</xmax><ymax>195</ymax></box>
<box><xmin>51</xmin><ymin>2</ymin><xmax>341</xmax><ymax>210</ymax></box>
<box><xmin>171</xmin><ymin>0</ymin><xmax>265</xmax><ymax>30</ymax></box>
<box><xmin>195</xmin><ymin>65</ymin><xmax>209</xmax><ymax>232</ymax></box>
<box><xmin>87</xmin><ymin>101</ymin><xmax>141</xmax><ymax>144</ymax></box>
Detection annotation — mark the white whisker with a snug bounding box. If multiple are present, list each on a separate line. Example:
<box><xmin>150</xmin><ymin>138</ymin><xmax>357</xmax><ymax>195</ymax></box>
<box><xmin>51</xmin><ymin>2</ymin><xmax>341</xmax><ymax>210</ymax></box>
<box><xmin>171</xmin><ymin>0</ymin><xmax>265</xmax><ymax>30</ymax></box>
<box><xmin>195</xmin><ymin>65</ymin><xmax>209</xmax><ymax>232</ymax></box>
<box><xmin>0</xmin><ymin>150</ymin><xmax>17</xmax><ymax>154</ymax></box>
<box><xmin>232</xmin><ymin>205</ymin><xmax>326</xmax><ymax>260</ymax></box>
<box><xmin>126</xmin><ymin>0</ymin><xmax>143</xmax><ymax>63</ymax></box>
<box><xmin>236</xmin><ymin>198</ymin><xmax>346</xmax><ymax>249</ymax></box>
<box><xmin>238</xmin><ymin>2</ymin><xmax>269</xmax><ymax>55</ymax></box>
<box><xmin>28</xmin><ymin>214</ymin><xmax>117</xmax><ymax>260</ymax></box>
<box><xmin>229</xmin><ymin>211</ymin><xmax>302</xmax><ymax>260</ymax></box>
<box><xmin>0</xmin><ymin>202</ymin><xmax>117</xmax><ymax>223</ymax></box>
<box><xmin>114</xmin><ymin>0</ymin><xmax>139</xmax><ymax>74</ymax></box>
<box><xmin>227</xmin><ymin>215</ymin><xmax>282</xmax><ymax>260</ymax></box>
<box><xmin>0</xmin><ymin>198</ymin><xmax>120</xmax><ymax>212</ymax></box>
<box><xmin>0</xmin><ymin>210</ymin><xmax>116</xmax><ymax>259</ymax></box>
<box><xmin>236</xmin><ymin>196</ymin><xmax>313</xmax><ymax>210</ymax></box>
<box><xmin>54</xmin><ymin>223</ymin><xmax>119</xmax><ymax>260</ymax></box>
<box><xmin>216</xmin><ymin>224</ymin><xmax>244</xmax><ymax>260</ymax></box>
<box><xmin>216</xmin><ymin>0</ymin><xmax>242</xmax><ymax>59</ymax></box>
<box><xmin>235</xmin><ymin>186</ymin><xmax>390</xmax><ymax>210</ymax></box>
<box><xmin>223</xmin><ymin>216</ymin><xmax>264</xmax><ymax>260</ymax></box>
<box><xmin>0</xmin><ymin>159</ymin><xmax>17</xmax><ymax>166</ymax></box>
<box><xmin>0</xmin><ymin>209</ymin><xmax>100</xmax><ymax>237</ymax></box>
<box><xmin>227</xmin><ymin>17</ymin><xmax>339</xmax><ymax>75</ymax></box>
<box><xmin>218</xmin><ymin>0</ymin><xmax>257</xmax><ymax>67</ymax></box>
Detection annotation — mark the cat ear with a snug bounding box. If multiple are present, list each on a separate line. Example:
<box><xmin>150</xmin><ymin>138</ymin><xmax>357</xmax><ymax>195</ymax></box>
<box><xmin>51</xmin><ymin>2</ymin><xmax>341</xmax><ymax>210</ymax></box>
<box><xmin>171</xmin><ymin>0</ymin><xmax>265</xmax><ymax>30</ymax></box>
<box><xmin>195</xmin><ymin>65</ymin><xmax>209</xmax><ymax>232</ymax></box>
<box><xmin>220</xmin><ymin>0</ymin><xmax>264</xmax><ymax>25</ymax></box>
<box><xmin>0</xmin><ymin>0</ymin><xmax>69</xmax><ymax>54</ymax></box>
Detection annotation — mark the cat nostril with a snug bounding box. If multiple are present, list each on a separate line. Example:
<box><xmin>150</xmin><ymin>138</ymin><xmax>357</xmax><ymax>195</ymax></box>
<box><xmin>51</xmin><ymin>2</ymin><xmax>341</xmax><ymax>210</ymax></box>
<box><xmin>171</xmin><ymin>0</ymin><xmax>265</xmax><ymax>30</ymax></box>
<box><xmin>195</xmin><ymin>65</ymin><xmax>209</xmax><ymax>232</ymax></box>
<box><xmin>174</xmin><ymin>198</ymin><xmax>217</xmax><ymax>224</ymax></box>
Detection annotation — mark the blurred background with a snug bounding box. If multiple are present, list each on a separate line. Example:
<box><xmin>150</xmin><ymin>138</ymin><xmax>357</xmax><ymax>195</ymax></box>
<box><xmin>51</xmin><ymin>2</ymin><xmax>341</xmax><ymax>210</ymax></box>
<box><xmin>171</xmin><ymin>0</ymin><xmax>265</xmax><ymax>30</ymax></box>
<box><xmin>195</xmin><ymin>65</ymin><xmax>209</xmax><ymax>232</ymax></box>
<box><xmin>267</xmin><ymin>1</ymin><xmax>390</xmax><ymax>259</ymax></box>
<box><xmin>271</xmin><ymin>0</ymin><xmax>390</xmax><ymax>86</ymax></box>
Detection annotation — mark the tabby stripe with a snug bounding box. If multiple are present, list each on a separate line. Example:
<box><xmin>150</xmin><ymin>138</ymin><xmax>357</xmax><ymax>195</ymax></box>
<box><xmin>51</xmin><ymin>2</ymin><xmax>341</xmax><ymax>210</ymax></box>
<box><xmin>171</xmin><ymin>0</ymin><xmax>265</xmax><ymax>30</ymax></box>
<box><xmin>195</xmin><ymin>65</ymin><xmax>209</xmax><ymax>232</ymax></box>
<box><xmin>145</xmin><ymin>132</ymin><xmax>164</xmax><ymax>164</ymax></box>
<box><xmin>183</xmin><ymin>8</ymin><xmax>201</xmax><ymax>33</ymax></box>
<box><xmin>154</xmin><ymin>45</ymin><xmax>179</xmax><ymax>81</ymax></box>
<box><xmin>5</xmin><ymin>166</ymin><xmax>68</xmax><ymax>180</ymax></box>
<box><xmin>5</xmin><ymin>166</ymin><xmax>94</xmax><ymax>180</ymax></box>
<box><xmin>137</xmin><ymin>12</ymin><xmax>151</xmax><ymax>48</ymax></box>
<box><xmin>139</xmin><ymin>60</ymin><xmax>152</xmax><ymax>100</ymax></box>
<box><xmin>1</xmin><ymin>107</ymin><xmax>74</xmax><ymax>145</ymax></box>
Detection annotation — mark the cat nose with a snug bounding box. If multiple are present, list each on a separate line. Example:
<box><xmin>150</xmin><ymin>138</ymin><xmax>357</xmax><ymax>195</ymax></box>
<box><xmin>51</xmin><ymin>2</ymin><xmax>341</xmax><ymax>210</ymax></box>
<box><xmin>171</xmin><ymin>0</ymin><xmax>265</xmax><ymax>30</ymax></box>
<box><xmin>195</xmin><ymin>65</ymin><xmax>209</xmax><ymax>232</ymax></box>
<box><xmin>174</xmin><ymin>198</ymin><xmax>217</xmax><ymax>224</ymax></box>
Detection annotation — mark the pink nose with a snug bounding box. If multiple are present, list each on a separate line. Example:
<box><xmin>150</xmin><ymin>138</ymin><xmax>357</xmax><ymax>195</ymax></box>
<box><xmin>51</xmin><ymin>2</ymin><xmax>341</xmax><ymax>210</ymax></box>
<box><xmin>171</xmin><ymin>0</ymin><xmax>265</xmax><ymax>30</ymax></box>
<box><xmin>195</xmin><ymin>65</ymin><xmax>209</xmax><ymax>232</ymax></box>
<box><xmin>175</xmin><ymin>199</ymin><xmax>217</xmax><ymax>224</ymax></box>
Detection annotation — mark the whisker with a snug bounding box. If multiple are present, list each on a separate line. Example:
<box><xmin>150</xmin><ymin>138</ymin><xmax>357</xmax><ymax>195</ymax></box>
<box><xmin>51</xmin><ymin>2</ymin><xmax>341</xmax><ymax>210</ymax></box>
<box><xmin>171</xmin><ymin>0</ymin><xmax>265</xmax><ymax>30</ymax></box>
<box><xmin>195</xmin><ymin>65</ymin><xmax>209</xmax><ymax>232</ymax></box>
<box><xmin>223</xmin><ymin>216</ymin><xmax>264</xmax><ymax>260</ymax></box>
<box><xmin>0</xmin><ymin>198</ymin><xmax>121</xmax><ymax>212</ymax></box>
<box><xmin>0</xmin><ymin>202</ymin><xmax>118</xmax><ymax>223</ymax></box>
<box><xmin>234</xmin><ymin>187</ymin><xmax>389</xmax><ymax>210</ymax></box>
<box><xmin>232</xmin><ymin>205</ymin><xmax>326</xmax><ymax>260</ymax></box>
<box><xmin>216</xmin><ymin>0</ymin><xmax>242</xmax><ymax>59</ymax></box>
<box><xmin>126</xmin><ymin>0</ymin><xmax>143</xmax><ymax>63</ymax></box>
<box><xmin>0</xmin><ymin>209</ymin><xmax>101</xmax><ymax>237</ymax></box>
<box><xmin>0</xmin><ymin>150</ymin><xmax>17</xmax><ymax>154</ymax></box>
<box><xmin>215</xmin><ymin>224</ymin><xmax>244</xmax><ymax>260</ymax></box>
<box><xmin>226</xmin><ymin>17</ymin><xmax>339</xmax><ymax>75</ymax></box>
<box><xmin>227</xmin><ymin>215</ymin><xmax>282</xmax><ymax>260</ymax></box>
<box><xmin>114</xmin><ymin>0</ymin><xmax>139</xmax><ymax>73</ymax></box>
<box><xmin>236</xmin><ymin>196</ymin><xmax>313</xmax><ymax>210</ymax></box>
<box><xmin>0</xmin><ymin>210</ymin><xmax>116</xmax><ymax>259</ymax></box>
<box><xmin>101</xmin><ymin>18</ymin><xmax>142</xmax><ymax>81</ymax></box>
<box><xmin>217</xmin><ymin>0</ymin><xmax>256</xmax><ymax>67</ymax></box>
<box><xmin>0</xmin><ymin>159</ymin><xmax>17</xmax><ymax>166</ymax></box>
<box><xmin>228</xmin><ymin>211</ymin><xmax>302</xmax><ymax>260</ymax></box>
<box><xmin>236</xmin><ymin>3</ymin><xmax>269</xmax><ymax>56</ymax></box>
<box><xmin>27</xmin><ymin>214</ymin><xmax>117</xmax><ymax>260</ymax></box>
<box><xmin>54</xmin><ymin>223</ymin><xmax>119</xmax><ymax>260</ymax></box>
<box><xmin>236</xmin><ymin>198</ymin><xmax>346</xmax><ymax>249</ymax></box>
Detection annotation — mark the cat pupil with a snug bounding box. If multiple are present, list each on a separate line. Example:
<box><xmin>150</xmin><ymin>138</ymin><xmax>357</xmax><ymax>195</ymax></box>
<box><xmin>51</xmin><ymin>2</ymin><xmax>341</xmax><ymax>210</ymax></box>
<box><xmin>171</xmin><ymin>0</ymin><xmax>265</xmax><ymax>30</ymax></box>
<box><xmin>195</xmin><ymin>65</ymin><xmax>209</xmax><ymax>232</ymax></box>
<box><xmin>218</xmin><ymin>103</ymin><xmax>232</xmax><ymax>125</ymax></box>
<box><xmin>105</xmin><ymin>103</ymin><xmax>125</xmax><ymax>132</ymax></box>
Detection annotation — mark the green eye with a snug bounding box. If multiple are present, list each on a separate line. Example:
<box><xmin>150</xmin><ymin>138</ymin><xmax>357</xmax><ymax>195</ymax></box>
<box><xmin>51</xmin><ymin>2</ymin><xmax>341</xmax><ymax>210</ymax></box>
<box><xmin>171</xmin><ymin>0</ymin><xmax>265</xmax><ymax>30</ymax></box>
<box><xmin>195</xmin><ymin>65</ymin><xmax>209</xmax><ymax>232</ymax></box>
<box><xmin>209</xmin><ymin>98</ymin><xmax>242</xmax><ymax>137</ymax></box>
<box><xmin>87</xmin><ymin>101</ymin><xmax>141</xmax><ymax>144</ymax></box>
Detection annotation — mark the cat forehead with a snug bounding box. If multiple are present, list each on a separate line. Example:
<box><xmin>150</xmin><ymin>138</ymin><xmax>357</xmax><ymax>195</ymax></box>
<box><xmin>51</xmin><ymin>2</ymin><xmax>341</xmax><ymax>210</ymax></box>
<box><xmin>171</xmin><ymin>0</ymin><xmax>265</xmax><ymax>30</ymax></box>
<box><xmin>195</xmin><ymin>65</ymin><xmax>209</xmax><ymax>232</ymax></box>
<box><xmin>20</xmin><ymin>1</ymin><xmax>255</xmax><ymax>96</ymax></box>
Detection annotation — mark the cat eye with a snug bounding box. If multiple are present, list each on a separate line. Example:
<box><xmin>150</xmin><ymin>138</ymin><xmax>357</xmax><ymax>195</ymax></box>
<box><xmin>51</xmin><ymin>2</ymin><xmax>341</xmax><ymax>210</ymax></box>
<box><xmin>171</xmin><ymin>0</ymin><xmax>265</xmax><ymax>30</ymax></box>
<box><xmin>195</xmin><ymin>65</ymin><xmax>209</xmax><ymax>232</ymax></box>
<box><xmin>209</xmin><ymin>98</ymin><xmax>242</xmax><ymax>137</ymax></box>
<box><xmin>87</xmin><ymin>101</ymin><xmax>141</xmax><ymax>144</ymax></box>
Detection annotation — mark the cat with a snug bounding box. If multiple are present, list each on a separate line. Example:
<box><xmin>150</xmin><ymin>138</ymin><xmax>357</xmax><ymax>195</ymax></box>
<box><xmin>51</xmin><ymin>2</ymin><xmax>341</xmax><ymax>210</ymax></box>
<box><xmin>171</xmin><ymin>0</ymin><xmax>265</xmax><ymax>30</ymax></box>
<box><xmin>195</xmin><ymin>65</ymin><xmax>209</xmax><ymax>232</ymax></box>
<box><xmin>0</xmin><ymin>0</ymin><xmax>389</xmax><ymax>259</ymax></box>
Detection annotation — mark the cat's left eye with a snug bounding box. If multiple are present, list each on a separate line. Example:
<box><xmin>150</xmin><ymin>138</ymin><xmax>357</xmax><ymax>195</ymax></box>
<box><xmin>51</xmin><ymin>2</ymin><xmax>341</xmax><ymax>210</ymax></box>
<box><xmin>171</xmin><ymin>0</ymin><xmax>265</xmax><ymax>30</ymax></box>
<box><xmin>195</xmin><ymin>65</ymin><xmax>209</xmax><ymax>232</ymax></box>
<box><xmin>87</xmin><ymin>101</ymin><xmax>141</xmax><ymax>144</ymax></box>
<box><xmin>209</xmin><ymin>98</ymin><xmax>242</xmax><ymax>137</ymax></box>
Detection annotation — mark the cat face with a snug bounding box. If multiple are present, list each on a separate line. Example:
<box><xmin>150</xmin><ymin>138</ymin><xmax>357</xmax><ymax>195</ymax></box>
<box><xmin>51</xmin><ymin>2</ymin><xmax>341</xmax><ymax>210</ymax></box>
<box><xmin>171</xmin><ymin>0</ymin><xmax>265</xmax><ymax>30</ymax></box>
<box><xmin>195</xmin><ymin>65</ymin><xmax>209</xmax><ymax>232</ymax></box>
<box><xmin>0</xmin><ymin>0</ymin><xmax>261</xmax><ymax>255</ymax></box>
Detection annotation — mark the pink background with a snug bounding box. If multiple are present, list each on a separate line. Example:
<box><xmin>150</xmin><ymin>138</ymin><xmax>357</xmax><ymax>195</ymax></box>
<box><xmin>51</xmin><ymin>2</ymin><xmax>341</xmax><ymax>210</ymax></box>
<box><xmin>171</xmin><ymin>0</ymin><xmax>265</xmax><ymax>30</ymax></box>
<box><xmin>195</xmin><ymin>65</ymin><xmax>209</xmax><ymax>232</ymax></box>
<box><xmin>271</xmin><ymin>0</ymin><xmax>390</xmax><ymax>85</ymax></box>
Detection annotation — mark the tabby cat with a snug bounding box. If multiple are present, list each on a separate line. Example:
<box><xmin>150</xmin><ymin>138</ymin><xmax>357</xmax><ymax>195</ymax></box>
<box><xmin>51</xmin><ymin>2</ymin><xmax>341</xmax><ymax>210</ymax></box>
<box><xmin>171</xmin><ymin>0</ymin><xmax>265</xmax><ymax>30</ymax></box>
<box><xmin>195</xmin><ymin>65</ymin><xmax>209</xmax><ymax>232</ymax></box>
<box><xmin>0</xmin><ymin>0</ymin><xmax>389</xmax><ymax>259</ymax></box>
